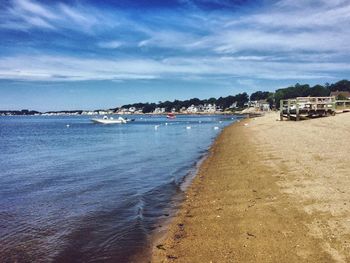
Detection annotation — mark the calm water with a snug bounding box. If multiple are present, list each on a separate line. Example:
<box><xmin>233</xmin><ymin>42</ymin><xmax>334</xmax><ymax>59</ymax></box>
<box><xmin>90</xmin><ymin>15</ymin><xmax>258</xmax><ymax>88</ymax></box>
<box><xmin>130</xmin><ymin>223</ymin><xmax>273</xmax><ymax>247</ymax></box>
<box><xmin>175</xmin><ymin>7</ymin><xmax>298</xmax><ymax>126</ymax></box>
<box><xmin>0</xmin><ymin>114</ymin><xmax>239</xmax><ymax>262</ymax></box>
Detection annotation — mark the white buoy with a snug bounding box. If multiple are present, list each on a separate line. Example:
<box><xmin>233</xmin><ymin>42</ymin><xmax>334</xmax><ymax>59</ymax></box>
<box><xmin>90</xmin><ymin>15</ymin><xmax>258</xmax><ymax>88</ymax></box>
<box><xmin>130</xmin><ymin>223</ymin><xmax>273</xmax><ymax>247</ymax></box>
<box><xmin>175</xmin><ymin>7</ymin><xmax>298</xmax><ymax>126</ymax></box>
<box><xmin>66</xmin><ymin>124</ymin><xmax>70</xmax><ymax>128</ymax></box>
<box><xmin>165</xmin><ymin>122</ymin><xmax>168</xmax><ymax>126</ymax></box>
<box><xmin>186</xmin><ymin>126</ymin><xmax>191</xmax><ymax>130</ymax></box>
<box><xmin>154</xmin><ymin>125</ymin><xmax>159</xmax><ymax>130</ymax></box>
<box><xmin>214</xmin><ymin>126</ymin><xmax>219</xmax><ymax>130</ymax></box>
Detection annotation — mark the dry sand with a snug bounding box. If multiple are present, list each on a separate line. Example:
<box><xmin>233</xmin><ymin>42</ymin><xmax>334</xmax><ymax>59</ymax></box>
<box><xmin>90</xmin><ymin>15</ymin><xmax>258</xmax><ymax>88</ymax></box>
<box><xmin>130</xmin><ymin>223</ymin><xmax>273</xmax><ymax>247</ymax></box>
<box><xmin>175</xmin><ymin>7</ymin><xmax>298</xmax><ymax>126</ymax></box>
<box><xmin>151</xmin><ymin>112</ymin><xmax>350</xmax><ymax>263</ymax></box>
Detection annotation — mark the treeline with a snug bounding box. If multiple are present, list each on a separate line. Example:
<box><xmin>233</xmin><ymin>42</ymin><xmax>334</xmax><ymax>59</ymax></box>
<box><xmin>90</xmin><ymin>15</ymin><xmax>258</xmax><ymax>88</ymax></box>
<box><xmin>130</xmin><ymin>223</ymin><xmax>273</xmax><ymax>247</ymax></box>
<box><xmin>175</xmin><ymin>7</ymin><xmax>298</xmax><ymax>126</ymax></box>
<box><xmin>121</xmin><ymin>93</ymin><xmax>249</xmax><ymax>113</ymax></box>
<box><xmin>45</xmin><ymin>110</ymin><xmax>84</xmax><ymax>114</ymax></box>
<box><xmin>120</xmin><ymin>79</ymin><xmax>350</xmax><ymax>112</ymax></box>
<box><xmin>0</xmin><ymin>109</ymin><xmax>41</xmax><ymax>115</ymax></box>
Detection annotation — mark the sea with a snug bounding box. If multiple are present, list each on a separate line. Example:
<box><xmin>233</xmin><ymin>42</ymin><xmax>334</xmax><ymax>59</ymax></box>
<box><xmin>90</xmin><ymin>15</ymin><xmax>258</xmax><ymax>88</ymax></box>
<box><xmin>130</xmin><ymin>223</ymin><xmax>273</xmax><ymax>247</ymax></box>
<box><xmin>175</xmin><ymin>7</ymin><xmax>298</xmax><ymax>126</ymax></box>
<box><xmin>0</xmin><ymin>114</ymin><xmax>240</xmax><ymax>262</ymax></box>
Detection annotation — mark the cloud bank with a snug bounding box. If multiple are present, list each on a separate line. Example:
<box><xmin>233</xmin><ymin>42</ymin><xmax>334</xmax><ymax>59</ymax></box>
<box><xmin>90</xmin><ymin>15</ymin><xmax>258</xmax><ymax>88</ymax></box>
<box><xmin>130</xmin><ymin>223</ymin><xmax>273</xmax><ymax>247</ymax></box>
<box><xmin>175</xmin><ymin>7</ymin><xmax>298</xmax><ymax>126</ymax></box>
<box><xmin>0</xmin><ymin>0</ymin><xmax>350</xmax><ymax>83</ymax></box>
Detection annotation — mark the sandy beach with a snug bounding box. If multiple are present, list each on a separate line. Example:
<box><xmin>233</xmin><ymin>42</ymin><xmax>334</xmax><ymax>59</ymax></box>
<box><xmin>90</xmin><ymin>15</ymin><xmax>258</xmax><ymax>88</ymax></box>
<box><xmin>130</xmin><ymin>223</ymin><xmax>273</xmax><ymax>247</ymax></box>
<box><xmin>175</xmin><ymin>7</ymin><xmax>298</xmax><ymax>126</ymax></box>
<box><xmin>152</xmin><ymin>112</ymin><xmax>350</xmax><ymax>262</ymax></box>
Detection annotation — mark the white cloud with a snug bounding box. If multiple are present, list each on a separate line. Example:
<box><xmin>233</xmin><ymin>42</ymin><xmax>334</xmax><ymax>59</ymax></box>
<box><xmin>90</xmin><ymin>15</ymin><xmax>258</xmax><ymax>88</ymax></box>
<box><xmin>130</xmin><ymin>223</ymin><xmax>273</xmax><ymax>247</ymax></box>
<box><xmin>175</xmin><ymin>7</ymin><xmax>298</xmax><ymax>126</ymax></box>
<box><xmin>1</xmin><ymin>0</ymin><xmax>350</xmax><ymax>84</ymax></box>
<box><xmin>24</xmin><ymin>15</ymin><xmax>55</xmax><ymax>29</ymax></box>
<box><xmin>138</xmin><ymin>30</ymin><xmax>201</xmax><ymax>49</ymax></box>
<box><xmin>232</xmin><ymin>1</ymin><xmax>350</xmax><ymax>31</ymax></box>
<box><xmin>98</xmin><ymin>41</ymin><xmax>123</xmax><ymax>49</ymax></box>
<box><xmin>3</xmin><ymin>0</ymin><xmax>59</xmax><ymax>30</ymax></box>
<box><xmin>212</xmin><ymin>30</ymin><xmax>350</xmax><ymax>54</ymax></box>
<box><xmin>13</xmin><ymin>0</ymin><xmax>58</xmax><ymax>20</ymax></box>
<box><xmin>1</xmin><ymin>0</ymin><xmax>110</xmax><ymax>32</ymax></box>
<box><xmin>275</xmin><ymin>0</ymin><xmax>348</xmax><ymax>9</ymax></box>
<box><xmin>124</xmin><ymin>0</ymin><xmax>350</xmax><ymax>62</ymax></box>
<box><xmin>59</xmin><ymin>4</ymin><xmax>91</xmax><ymax>24</ymax></box>
<box><xmin>0</xmin><ymin>54</ymin><xmax>346</xmax><ymax>82</ymax></box>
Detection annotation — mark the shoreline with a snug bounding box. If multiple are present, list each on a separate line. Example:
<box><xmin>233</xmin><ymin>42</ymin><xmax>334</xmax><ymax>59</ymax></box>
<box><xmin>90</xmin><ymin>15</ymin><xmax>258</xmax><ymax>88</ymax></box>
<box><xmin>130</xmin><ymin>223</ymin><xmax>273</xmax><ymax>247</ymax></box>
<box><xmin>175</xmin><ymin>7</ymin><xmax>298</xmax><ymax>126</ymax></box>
<box><xmin>131</xmin><ymin>122</ymin><xmax>235</xmax><ymax>263</ymax></box>
<box><xmin>151</xmin><ymin>112</ymin><xmax>350</xmax><ymax>262</ymax></box>
<box><xmin>150</xmin><ymin>119</ymin><xmax>247</xmax><ymax>262</ymax></box>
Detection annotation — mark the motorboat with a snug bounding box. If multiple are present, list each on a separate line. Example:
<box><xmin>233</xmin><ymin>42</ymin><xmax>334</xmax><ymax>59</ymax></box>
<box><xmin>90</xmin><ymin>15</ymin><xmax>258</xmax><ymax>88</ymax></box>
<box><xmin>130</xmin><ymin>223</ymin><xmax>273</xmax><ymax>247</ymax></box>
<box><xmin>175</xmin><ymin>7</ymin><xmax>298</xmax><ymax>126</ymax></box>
<box><xmin>166</xmin><ymin>113</ymin><xmax>176</xmax><ymax>119</ymax></box>
<box><xmin>91</xmin><ymin>116</ymin><xmax>127</xmax><ymax>124</ymax></box>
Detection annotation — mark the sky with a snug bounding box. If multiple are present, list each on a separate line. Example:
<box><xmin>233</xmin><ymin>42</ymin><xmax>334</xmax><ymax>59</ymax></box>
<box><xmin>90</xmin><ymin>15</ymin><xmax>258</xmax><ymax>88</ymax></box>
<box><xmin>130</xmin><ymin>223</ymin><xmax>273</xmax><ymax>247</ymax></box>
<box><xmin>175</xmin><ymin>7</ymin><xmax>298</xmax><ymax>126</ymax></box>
<box><xmin>1</xmin><ymin>0</ymin><xmax>350</xmax><ymax>111</ymax></box>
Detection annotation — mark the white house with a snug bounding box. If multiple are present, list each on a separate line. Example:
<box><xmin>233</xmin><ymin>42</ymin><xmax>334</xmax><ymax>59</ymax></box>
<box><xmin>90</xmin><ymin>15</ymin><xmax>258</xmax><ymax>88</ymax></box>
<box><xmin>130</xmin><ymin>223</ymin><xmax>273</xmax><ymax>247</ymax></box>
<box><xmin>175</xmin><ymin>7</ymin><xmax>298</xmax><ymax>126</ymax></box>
<box><xmin>187</xmin><ymin>104</ymin><xmax>199</xmax><ymax>113</ymax></box>
<box><xmin>128</xmin><ymin>107</ymin><xmax>136</xmax><ymax>113</ymax></box>
<box><xmin>153</xmin><ymin>107</ymin><xmax>166</xmax><ymax>114</ymax></box>
<box><xmin>180</xmin><ymin>107</ymin><xmax>187</xmax><ymax>113</ymax></box>
<box><xmin>203</xmin><ymin>103</ymin><xmax>216</xmax><ymax>113</ymax></box>
<box><xmin>256</xmin><ymin>100</ymin><xmax>270</xmax><ymax>111</ymax></box>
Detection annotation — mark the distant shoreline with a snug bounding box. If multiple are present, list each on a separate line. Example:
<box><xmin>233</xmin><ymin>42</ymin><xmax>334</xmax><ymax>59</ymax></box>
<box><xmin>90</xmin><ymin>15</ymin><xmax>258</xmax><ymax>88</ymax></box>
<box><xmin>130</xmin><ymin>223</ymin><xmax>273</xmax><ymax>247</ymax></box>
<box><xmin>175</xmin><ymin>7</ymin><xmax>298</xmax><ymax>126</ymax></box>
<box><xmin>0</xmin><ymin>111</ymin><xmax>244</xmax><ymax>116</ymax></box>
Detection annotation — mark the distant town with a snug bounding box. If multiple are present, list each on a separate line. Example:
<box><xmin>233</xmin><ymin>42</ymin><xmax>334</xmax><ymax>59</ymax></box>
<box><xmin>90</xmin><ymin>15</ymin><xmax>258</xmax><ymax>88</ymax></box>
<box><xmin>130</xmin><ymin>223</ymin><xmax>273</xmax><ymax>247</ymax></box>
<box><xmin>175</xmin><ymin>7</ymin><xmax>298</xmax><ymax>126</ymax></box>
<box><xmin>0</xmin><ymin>95</ymin><xmax>270</xmax><ymax>116</ymax></box>
<box><xmin>1</xmin><ymin>80</ymin><xmax>350</xmax><ymax>116</ymax></box>
<box><xmin>0</xmin><ymin>102</ymin><xmax>248</xmax><ymax>116</ymax></box>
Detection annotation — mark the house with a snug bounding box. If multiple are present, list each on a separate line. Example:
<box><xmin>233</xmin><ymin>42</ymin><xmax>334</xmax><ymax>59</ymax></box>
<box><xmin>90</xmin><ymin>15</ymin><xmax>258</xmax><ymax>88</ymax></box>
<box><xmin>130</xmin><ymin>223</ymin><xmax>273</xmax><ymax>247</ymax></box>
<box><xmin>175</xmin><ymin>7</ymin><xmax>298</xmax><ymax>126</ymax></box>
<box><xmin>153</xmin><ymin>107</ymin><xmax>166</xmax><ymax>114</ymax></box>
<box><xmin>256</xmin><ymin>100</ymin><xmax>270</xmax><ymax>111</ymax></box>
<box><xmin>330</xmin><ymin>91</ymin><xmax>350</xmax><ymax>99</ymax></box>
<box><xmin>128</xmin><ymin>107</ymin><xmax>136</xmax><ymax>113</ymax></box>
<box><xmin>180</xmin><ymin>107</ymin><xmax>187</xmax><ymax>113</ymax></box>
<box><xmin>82</xmin><ymin>111</ymin><xmax>95</xmax><ymax>115</ymax></box>
<box><xmin>187</xmin><ymin>104</ymin><xmax>199</xmax><ymax>113</ymax></box>
<box><xmin>197</xmin><ymin>104</ymin><xmax>204</xmax><ymax>112</ymax></box>
<box><xmin>248</xmin><ymin>100</ymin><xmax>258</xmax><ymax>107</ymax></box>
<box><xmin>117</xmin><ymin>108</ymin><xmax>129</xmax><ymax>114</ymax></box>
<box><xmin>203</xmin><ymin>103</ymin><xmax>216</xmax><ymax>113</ymax></box>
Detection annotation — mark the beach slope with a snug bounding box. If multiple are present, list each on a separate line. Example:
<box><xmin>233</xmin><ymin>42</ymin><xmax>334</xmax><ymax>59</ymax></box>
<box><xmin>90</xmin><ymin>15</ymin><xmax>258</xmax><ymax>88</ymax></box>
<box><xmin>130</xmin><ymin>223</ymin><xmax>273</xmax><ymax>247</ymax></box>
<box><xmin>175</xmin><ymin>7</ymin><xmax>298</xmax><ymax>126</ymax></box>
<box><xmin>152</xmin><ymin>112</ymin><xmax>350</xmax><ymax>262</ymax></box>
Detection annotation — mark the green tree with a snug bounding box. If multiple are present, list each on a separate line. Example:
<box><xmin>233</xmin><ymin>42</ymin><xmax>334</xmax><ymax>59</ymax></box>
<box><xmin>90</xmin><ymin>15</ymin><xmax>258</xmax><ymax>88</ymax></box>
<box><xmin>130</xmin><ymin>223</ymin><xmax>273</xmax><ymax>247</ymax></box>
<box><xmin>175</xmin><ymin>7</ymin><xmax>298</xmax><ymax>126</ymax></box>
<box><xmin>250</xmin><ymin>91</ymin><xmax>270</xmax><ymax>101</ymax></box>
<box><xmin>330</xmin><ymin>80</ymin><xmax>350</xmax><ymax>92</ymax></box>
<box><xmin>308</xmin><ymin>85</ymin><xmax>330</xmax><ymax>97</ymax></box>
<box><xmin>142</xmin><ymin>103</ymin><xmax>157</xmax><ymax>113</ymax></box>
<box><xmin>234</xmin><ymin>92</ymin><xmax>249</xmax><ymax>108</ymax></box>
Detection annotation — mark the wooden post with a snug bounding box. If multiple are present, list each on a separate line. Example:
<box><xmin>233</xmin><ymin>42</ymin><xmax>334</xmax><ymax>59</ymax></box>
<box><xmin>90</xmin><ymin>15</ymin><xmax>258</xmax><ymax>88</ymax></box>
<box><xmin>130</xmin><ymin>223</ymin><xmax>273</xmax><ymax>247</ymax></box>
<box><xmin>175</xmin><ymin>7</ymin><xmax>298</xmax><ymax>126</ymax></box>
<box><xmin>287</xmin><ymin>100</ymin><xmax>291</xmax><ymax>120</ymax></box>
<box><xmin>296</xmin><ymin>99</ymin><xmax>300</xmax><ymax>121</ymax></box>
<box><xmin>280</xmin><ymin>100</ymin><xmax>283</xmax><ymax>121</ymax></box>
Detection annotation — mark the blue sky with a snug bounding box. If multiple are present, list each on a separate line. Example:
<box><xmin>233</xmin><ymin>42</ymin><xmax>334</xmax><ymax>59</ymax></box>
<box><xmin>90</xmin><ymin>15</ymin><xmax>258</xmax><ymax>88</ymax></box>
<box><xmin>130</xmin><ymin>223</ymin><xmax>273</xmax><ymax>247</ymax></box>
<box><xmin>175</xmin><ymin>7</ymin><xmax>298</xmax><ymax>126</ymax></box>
<box><xmin>1</xmin><ymin>0</ymin><xmax>350</xmax><ymax>111</ymax></box>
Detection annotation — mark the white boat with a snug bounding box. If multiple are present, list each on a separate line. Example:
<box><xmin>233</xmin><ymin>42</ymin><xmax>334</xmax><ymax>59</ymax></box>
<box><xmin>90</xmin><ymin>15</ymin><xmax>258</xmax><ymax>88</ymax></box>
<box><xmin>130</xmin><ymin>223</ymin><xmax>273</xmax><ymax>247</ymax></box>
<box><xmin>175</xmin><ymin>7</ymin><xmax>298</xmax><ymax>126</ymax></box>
<box><xmin>91</xmin><ymin>116</ymin><xmax>127</xmax><ymax>124</ymax></box>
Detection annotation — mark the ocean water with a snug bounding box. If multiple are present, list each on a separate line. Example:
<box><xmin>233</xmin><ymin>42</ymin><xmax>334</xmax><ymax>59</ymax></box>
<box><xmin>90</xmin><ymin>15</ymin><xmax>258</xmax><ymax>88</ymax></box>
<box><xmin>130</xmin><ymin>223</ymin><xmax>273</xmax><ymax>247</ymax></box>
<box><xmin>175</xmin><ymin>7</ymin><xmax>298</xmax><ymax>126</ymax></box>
<box><xmin>0</xmin><ymin>114</ymin><xmax>239</xmax><ymax>262</ymax></box>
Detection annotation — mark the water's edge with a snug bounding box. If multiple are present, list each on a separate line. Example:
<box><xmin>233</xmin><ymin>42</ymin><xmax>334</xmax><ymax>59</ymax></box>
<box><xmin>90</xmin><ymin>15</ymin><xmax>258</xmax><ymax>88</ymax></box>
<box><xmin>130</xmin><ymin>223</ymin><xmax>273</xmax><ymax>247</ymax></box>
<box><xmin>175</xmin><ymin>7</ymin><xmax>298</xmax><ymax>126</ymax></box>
<box><xmin>131</xmin><ymin>122</ymin><xmax>235</xmax><ymax>263</ymax></box>
<box><xmin>129</xmin><ymin>149</ymin><xmax>211</xmax><ymax>262</ymax></box>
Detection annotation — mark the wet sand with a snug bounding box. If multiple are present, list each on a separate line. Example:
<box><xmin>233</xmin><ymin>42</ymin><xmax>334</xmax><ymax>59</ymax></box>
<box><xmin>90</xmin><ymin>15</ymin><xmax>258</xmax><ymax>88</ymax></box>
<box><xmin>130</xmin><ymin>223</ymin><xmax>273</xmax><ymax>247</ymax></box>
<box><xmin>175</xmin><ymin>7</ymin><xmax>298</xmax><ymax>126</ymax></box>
<box><xmin>151</xmin><ymin>112</ymin><xmax>350</xmax><ymax>262</ymax></box>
